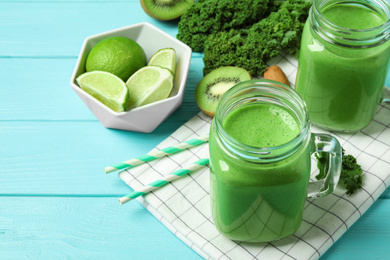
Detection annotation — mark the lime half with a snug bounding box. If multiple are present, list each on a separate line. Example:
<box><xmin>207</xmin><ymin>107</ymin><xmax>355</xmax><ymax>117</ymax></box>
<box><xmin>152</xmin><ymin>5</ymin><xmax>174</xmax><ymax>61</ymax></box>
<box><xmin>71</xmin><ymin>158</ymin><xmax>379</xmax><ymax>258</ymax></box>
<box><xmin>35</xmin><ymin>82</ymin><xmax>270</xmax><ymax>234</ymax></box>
<box><xmin>126</xmin><ymin>65</ymin><xmax>174</xmax><ymax>109</ymax></box>
<box><xmin>148</xmin><ymin>48</ymin><xmax>176</xmax><ymax>74</ymax></box>
<box><xmin>76</xmin><ymin>71</ymin><xmax>129</xmax><ymax>112</ymax></box>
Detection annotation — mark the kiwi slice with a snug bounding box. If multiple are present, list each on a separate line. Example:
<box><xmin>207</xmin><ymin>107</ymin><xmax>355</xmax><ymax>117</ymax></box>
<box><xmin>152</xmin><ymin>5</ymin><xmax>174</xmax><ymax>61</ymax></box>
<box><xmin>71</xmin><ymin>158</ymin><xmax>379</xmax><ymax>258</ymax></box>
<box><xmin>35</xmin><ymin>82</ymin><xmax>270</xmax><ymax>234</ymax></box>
<box><xmin>195</xmin><ymin>66</ymin><xmax>252</xmax><ymax>117</ymax></box>
<box><xmin>140</xmin><ymin>0</ymin><xmax>194</xmax><ymax>21</ymax></box>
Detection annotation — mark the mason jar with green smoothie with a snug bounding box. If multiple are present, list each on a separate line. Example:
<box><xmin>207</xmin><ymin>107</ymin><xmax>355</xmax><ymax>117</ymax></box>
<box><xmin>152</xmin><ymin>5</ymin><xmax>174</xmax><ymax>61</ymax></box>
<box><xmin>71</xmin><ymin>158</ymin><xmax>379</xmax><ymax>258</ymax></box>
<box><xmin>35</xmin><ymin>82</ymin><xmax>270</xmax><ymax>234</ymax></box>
<box><xmin>209</xmin><ymin>80</ymin><xmax>342</xmax><ymax>242</ymax></box>
<box><xmin>295</xmin><ymin>0</ymin><xmax>390</xmax><ymax>132</ymax></box>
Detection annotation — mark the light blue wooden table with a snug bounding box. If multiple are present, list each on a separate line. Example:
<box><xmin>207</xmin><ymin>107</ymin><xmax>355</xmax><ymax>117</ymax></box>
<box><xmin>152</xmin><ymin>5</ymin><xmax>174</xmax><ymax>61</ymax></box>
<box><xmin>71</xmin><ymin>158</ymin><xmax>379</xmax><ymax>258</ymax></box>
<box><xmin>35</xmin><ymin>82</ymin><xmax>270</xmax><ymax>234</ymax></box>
<box><xmin>1</xmin><ymin>1</ymin><xmax>389</xmax><ymax>259</ymax></box>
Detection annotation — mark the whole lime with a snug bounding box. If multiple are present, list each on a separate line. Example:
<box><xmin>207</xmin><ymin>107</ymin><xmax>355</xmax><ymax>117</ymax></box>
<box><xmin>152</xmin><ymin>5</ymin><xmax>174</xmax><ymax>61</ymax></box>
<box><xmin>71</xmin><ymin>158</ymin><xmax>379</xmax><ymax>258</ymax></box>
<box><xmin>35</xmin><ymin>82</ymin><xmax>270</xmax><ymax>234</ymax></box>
<box><xmin>85</xmin><ymin>37</ymin><xmax>147</xmax><ymax>81</ymax></box>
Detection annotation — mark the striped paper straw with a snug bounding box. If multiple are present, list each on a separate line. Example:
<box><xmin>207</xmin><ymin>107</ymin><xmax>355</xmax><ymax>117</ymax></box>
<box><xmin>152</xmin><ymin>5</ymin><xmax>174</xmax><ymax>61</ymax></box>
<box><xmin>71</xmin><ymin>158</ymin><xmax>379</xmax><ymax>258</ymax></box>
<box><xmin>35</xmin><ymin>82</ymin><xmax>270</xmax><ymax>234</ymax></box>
<box><xmin>104</xmin><ymin>135</ymin><xmax>209</xmax><ymax>174</ymax></box>
<box><xmin>119</xmin><ymin>158</ymin><xmax>210</xmax><ymax>205</ymax></box>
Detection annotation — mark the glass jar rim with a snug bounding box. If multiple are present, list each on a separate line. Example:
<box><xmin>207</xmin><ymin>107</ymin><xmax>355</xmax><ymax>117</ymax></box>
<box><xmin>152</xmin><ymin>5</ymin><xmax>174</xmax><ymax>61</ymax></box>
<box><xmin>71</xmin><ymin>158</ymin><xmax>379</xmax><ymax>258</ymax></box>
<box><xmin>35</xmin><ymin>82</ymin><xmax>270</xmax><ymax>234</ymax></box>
<box><xmin>311</xmin><ymin>0</ymin><xmax>390</xmax><ymax>48</ymax></box>
<box><xmin>214</xmin><ymin>79</ymin><xmax>311</xmax><ymax>162</ymax></box>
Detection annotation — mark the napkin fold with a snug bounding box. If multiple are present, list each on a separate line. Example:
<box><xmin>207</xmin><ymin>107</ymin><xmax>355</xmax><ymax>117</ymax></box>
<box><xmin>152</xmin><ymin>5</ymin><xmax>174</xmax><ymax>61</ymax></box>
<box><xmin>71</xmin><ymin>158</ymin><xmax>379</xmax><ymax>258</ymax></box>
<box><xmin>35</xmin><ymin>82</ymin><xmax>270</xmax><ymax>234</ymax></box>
<box><xmin>119</xmin><ymin>55</ymin><xmax>390</xmax><ymax>259</ymax></box>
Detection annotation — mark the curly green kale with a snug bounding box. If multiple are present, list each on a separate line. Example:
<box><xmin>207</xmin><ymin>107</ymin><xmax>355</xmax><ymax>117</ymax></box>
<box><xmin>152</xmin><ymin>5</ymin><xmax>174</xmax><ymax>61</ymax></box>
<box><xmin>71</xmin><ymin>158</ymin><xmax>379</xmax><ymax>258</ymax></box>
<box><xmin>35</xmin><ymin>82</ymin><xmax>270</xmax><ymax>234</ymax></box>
<box><xmin>177</xmin><ymin>0</ymin><xmax>272</xmax><ymax>52</ymax></box>
<box><xmin>315</xmin><ymin>149</ymin><xmax>363</xmax><ymax>196</ymax></box>
<box><xmin>202</xmin><ymin>0</ymin><xmax>311</xmax><ymax>75</ymax></box>
<box><xmin>340</xmin><ymin>149</ymin><xmax>363</xmax><ymax>195</ymax></box>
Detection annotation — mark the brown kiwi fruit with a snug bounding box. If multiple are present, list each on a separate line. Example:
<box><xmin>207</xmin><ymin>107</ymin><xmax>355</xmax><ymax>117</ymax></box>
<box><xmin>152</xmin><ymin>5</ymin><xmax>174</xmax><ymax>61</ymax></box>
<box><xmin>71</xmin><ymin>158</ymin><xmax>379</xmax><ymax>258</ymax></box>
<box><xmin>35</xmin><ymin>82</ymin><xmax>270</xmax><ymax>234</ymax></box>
<box><xmin>195</xmin><ymin>66</ymin><xmax>252</xmax><ymax>117</ymax></box>
<box><xmin>140</xmin><ymin>0</ymin><xmax>194</xmax><ymax>21</ymax></box>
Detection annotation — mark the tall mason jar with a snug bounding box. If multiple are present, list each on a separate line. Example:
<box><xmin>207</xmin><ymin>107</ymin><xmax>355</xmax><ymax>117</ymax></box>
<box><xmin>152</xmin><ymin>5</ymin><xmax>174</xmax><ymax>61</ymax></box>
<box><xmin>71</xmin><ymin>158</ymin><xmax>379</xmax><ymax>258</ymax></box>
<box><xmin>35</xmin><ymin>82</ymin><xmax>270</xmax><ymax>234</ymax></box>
<box><xmin>295</xmin><ymin>0</ymin><xmax>390</xmax><ymax>132</ymax></box>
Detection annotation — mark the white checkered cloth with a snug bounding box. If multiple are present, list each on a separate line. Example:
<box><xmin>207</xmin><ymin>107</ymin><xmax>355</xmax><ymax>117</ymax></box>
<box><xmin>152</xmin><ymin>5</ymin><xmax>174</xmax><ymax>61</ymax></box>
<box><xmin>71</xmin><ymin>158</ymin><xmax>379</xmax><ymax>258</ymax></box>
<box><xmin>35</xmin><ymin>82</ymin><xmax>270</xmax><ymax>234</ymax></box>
<box><xmin>119</xmin><ymin>55</ymin><xmax>390</xmax><ymax>260</ymax></box>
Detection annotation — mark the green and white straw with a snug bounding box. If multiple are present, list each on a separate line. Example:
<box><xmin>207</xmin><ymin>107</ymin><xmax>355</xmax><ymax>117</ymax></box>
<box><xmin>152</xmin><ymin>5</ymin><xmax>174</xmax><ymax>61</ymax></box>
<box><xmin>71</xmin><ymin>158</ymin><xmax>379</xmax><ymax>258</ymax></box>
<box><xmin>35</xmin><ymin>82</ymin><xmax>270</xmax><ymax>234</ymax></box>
<box><xmin>104</xmin><ymin>135</ymin><xmax>209</xmax><ymax>174</ymax></box>
<box><xmin>119</xmin><ymin>158</ymin><xmax>209</xmax><ymax>205</ymax></box>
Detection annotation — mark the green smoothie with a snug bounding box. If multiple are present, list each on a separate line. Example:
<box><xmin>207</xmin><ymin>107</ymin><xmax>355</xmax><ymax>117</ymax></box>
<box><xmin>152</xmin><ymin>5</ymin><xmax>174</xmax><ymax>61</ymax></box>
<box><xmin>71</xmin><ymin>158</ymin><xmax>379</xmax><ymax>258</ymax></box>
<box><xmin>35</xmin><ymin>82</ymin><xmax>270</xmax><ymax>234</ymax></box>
<box><xmin>295</xmin><ymin>4</ymin><xmax>390</xmax><ymax>131</ymax></box>
<box><xmin>209</xmin><ymin>103</ymin><xmax>311</xmax><ymax>242</ymax></box>
<box><xmin>223</xmin><ymin>103</ymin><xmax>300</xmax><ymax>147</ymax></box>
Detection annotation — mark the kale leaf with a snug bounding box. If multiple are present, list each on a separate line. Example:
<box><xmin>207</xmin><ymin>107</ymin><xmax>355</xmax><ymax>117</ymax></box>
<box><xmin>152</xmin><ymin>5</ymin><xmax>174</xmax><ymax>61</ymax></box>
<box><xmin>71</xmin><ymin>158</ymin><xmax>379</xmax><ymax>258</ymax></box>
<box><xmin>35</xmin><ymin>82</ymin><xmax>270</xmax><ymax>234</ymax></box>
<box><xmin>315</xmin><ymin>148</ymin><xmax>363</xmax><ymax>196</ymax></box>
<box><xmin>203</xmin><ymin>2</ymin><xmax>309</xmax><ymax>76</ymax></box>
<box><xmin>177</xmin><ymin>0</ymin><xmax>311</xmax><ymax>76</ymax></box>
<box><xmin>177</xmin><ymin>0</ymin><xmax>272</xmax><ymax>52</ymax></box>
<box><xmin>340</xmin><ymin>149</ymin><xmax>363</xmax><ymax>195</ymax></box>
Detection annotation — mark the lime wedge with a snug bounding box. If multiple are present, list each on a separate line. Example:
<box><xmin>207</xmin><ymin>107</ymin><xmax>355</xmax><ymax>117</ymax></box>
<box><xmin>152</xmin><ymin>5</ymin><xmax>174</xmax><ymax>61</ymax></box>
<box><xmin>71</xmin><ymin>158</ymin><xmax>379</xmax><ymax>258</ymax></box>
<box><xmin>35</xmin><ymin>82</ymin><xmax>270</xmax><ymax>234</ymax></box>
<box><xmin>148</xmin><ymin>48</ymin><xmax>176</xmax><ymax>74</ymax></box>
<box><xmin>126</xmin><ymin>65</ymin><xmax>174</xmax><ymax>109</ymax></box>
<box><xmin>76</xmin><ymin>71</ymin><xmax>129</xmax><ymax>112</ymax></box>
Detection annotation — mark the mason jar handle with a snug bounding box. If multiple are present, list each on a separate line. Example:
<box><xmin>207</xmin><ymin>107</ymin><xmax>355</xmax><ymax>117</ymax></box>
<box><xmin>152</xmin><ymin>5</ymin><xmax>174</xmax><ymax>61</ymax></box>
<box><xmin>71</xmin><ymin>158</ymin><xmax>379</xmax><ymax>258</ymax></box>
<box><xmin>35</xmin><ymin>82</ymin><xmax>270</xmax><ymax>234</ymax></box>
<box><xmin>307</xmin><ymin>133</ymin><xmax>342</xmax><ymax>199</ymax></box>
<box><xmin>381</xmin><ymin>86</ymin><xmax>390</xmax><ymax>104</ymax></box>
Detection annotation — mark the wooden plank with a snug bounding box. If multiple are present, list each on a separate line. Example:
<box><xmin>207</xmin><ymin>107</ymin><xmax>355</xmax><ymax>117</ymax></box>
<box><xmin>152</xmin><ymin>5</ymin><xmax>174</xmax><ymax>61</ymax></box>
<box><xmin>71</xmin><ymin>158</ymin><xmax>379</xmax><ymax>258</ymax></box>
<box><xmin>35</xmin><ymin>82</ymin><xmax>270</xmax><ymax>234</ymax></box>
<box><xmin>1</xmin><ymin>119</ymin><xmax>387</xmax><ymax>196</ymax></box>
<box><xmin>0</xmin><ymin>196</ymin><xmax>202</xmax><ymax>259</ymax></box>
<box><xmin>382</xmin><ymin>187</ymin><xmax>390</xmax><ymax>199</ymax></box>
<box><xmin>0</xmin><ymin>120</ymin><xmax>204</xmax><ymax>195</ymax></box>
<box><xmin>0</xmin><ymin>57</ymin><xmax>202</xmax><ymax>120</ymax></box>
<box><xmin>323</xmin><ymin>197</ymin><xmax>390</xmax><ymax>259</ymax></box>
<box><xmin>0</xmin><ymin>2</ymin><xmax>181</xmax><ymax>57</ymax></box>
<box><xmin>0</xmin><ymin>58</ymin><xmax>93</xmax><ymax>120</ymax></box>
<box><xmin>1</xmin><ymin>195</ymin><xmax>389</xmax><ymax>259</ymax></box>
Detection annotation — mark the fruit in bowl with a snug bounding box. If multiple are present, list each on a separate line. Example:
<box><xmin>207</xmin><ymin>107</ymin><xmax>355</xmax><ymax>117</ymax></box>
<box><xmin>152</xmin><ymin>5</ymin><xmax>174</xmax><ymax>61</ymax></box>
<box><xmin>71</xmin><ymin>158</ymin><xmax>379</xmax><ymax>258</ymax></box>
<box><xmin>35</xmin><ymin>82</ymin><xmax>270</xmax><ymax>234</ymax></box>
<box><xmin>70</xmin><ymin>23</ymin><xmax>192</xmax><ymax>133</ymax></box>
<box><xmin>85</xmin><ymin>36</ymin><xmax>147</xmax><ymax>82</ymax></box>
<box><xmin>126</xmin><ymin>65</ymin><xmax>174</xmax><ymax>110</ymax></box>
<box><xmin>77</xmin><ymin>71</ymin><xmax>129</xmax><ymax>112</ymax></box>
<box><xmin>77</xmin><ymin>35</ymin><xmax>178</xmax><ymax>113</ymax></box>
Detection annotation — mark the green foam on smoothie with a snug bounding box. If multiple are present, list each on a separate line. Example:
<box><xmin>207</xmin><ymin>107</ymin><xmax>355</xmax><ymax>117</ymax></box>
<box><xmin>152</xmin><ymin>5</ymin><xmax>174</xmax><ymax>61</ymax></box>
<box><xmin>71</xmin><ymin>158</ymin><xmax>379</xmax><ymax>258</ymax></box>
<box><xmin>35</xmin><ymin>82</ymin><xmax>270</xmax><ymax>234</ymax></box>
<box><xmin>223</xmin><ymin>103</ymin><xmax>300</xmax><ymax>147</ymax></box>
<box><xmin>323</xmin><ymin>4</ymin><xmax>386</xmax><ymax>30</ymax></box>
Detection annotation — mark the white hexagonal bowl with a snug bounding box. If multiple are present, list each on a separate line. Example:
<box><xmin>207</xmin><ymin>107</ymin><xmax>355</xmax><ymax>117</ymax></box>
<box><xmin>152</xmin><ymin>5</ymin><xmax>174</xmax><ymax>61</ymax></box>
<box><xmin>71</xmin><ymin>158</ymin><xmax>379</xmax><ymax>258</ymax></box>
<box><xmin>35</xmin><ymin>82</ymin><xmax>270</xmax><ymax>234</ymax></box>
<box><xmin>70</xmin><ymin>22</ymin><xmax>192</xmax><ymax>133</ymax></box>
